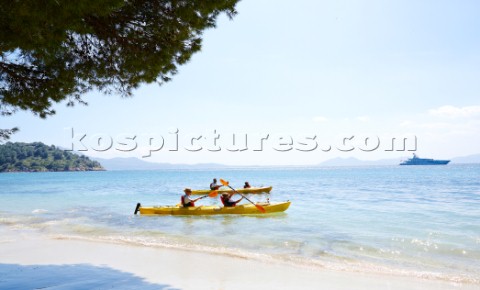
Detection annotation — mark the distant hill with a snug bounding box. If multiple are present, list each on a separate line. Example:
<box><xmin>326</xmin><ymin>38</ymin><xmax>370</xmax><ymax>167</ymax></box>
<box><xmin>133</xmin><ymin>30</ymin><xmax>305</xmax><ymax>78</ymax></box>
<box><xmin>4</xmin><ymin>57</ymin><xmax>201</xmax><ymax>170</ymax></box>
<box><xmin>318</xmin><ymin>157</ymin><xmax>400</xmax><ymax>167</ymax></box>
<box><xmin>451</xmin><ymin>154</ymin><xmax>480</xmax><ymax>164</ymax></box>
<box><xmin>92</xmin><ymin>157</ymin><xmax>227</xmax><ymax>170</ymax></box>
<box><xmin>0</xmin><ymin>142</ymin><xmax>104</xmax><ymax>172</ymax></box>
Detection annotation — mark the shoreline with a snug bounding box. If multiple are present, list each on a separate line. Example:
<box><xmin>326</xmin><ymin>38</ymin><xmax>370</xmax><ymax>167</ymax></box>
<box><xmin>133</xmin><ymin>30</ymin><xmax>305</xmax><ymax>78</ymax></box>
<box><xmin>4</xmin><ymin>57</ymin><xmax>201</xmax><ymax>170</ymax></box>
<box><xmin>0</xmin><ymin>230</ymin><xmax>477</xmax><ymax>290</ymax></box>
<box><xmin>44</xmin><ymin>232</ymin><xmax>480</xmax><ymax>285</ymax></box>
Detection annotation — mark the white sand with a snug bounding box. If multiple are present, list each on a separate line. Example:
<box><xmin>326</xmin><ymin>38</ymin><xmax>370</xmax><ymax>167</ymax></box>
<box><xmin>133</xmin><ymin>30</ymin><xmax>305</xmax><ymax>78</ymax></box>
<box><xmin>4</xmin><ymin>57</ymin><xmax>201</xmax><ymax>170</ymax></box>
<box><xmin>0</xmin><ymin>231</ymin><xmax>477</xmax><ymax>290</ymax></box>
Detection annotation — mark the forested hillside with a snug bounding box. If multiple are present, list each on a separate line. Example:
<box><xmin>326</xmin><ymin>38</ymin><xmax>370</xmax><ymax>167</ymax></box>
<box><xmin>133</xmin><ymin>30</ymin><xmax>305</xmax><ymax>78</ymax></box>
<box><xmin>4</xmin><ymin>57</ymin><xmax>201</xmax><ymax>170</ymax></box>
<box><xmin>0</xmin><ymin>142</ymin><xmax>104</xmax><ymax>172</ymax></box>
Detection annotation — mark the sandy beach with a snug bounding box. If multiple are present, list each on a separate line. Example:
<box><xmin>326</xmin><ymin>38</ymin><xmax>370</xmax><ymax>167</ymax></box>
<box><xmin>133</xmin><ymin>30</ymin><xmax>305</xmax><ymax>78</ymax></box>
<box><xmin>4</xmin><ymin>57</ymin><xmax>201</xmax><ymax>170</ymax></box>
<box><xmin>0</xmin><ymin>229</ymin><xmax>476</xmax><ymax>290</ymax></box>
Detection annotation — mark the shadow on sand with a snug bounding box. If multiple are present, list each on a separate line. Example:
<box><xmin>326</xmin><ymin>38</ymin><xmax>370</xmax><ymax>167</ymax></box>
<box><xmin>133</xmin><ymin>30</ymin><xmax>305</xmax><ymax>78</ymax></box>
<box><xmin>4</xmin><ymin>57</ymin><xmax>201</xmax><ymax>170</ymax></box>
<box><xmin>0</xmin><ymin>263</ymin><xmax>178</xmax><ymax>289</ymax></box>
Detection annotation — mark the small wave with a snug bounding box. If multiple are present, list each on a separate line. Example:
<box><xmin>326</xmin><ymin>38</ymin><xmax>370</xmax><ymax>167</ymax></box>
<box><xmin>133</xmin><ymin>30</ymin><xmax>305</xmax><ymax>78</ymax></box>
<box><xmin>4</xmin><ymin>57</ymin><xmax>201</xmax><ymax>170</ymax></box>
<box><xmin>32</xmin><ymin>209</ymin><xmax>48</xmax><ymax>214</ymax></box>
<box><xmin>0</xmin><ymin>216</ymin><xmax>41</xmax><ymax>227</ymax></box>
<box><xmin>48</xmin><ymin>233</ymin><xmax>480</xmax><ymax>285</ymax></box>
<box><xmin>50</xmin><ymin>233</ymin><xmax>272</xmax><ymax>261</ymax></box>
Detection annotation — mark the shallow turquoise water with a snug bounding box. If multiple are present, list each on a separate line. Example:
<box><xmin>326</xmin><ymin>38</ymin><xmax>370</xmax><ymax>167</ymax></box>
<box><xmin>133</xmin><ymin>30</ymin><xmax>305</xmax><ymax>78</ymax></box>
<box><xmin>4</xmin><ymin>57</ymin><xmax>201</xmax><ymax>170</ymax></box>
<box><xmin>1</xmin><ymin>165</ymin><xmax>479</xmax><ymax>283</ymax></box>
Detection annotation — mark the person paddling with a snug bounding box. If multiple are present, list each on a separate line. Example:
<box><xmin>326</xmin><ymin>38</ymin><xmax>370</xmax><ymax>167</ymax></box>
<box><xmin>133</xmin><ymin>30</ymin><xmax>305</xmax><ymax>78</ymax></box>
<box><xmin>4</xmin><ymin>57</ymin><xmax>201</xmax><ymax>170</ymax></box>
<box><xmin>181</xmin><ymin>188</ymin><xmax>204</xmax><ymax>207</ymax></box>
<box><xmin>243</xmin><ymin>181</ymin><xmax>251</xmax><ymax>189</ymax></box>
<box><xmin>220</xmin><ymin>192</ymin><xmax>244</xmax><ymax>207</ymax></box>
<box><xmin>210</xmin><ymin>178</ymin><xmax>221</xmax><ymax>190</ymax></box>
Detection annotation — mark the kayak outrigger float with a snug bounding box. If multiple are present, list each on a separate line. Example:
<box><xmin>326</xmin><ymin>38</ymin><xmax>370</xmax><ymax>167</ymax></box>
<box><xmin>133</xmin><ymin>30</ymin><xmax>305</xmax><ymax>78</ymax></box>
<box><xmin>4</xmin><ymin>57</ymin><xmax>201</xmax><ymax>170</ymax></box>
<box><xmin>134</xmin><ymin>201</ymin><xmax>291</xmax><ymax>216</ymax></box>
<box><xmin>190</xmin><ymin>186</ymin><xmax>272</xmax><ymax>195</ymax></box>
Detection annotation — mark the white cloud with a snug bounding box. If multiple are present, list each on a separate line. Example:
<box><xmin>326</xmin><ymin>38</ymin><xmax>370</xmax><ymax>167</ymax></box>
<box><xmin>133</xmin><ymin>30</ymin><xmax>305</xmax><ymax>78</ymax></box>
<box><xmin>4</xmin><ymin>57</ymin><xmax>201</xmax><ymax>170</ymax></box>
<box><xmin>313</xmin><ymin>116</ymin><xmax>328</xmax><ymax>123</ymax></box>
<box><xmin>399</xmin><ymin>120</ymin><xmax>413</xmax><ymax>127</ymax></box>
<box><xmin>357</xmin><ymin>116</ymin><xmax>370</xmax><ymax>122</ymax></box>
<box><xmin>419</xmin><ymin>122</ymin><xmax>456</xmax><ymax>130</ymax></box>
<box><xmin>428</xmin><ymin>105</ymin><xmax>480</xmax><ymax>118</ymax></box>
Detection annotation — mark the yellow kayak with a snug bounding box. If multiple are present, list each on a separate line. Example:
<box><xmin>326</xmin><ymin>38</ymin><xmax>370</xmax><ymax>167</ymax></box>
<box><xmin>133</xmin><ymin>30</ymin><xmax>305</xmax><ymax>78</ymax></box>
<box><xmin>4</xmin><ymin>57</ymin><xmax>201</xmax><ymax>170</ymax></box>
<box><xmin>134</xmin><ymin>201</ymin><xmax>290</xmax><ymax>215</ymax></box>
<box><xmin>190</xmin><ymin>186</ymin><xmax>273</xmax><ymax>195</ymax></box>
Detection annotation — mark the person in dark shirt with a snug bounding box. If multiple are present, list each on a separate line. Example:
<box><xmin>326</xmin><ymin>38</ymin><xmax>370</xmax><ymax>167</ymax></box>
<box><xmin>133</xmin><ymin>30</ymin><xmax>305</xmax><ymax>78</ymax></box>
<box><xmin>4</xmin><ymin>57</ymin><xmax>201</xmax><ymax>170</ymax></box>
<box><xmin>220</xmin><ymin>192</ymin><xmax>243</xmax><ymax>207</ymax></box>
<box><xmin>210</xmin><ymin>178</ymin><xmax>221</xmax><ymax>190</ymax></box>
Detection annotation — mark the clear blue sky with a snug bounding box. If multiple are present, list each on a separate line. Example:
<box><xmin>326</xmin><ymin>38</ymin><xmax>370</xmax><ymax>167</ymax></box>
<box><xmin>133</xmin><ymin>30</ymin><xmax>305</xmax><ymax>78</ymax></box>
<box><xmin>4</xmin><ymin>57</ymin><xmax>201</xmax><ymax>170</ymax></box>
<box><xmin>3</xmin><ymin>0</ymin><xmax>480</xmax><ymax>165</ymax></box>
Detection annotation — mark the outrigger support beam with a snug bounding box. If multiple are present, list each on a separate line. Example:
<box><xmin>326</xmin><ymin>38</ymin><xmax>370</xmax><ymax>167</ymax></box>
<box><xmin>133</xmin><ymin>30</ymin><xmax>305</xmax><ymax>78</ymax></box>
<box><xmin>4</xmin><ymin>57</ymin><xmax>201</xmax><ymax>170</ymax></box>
<box><xmin>134</xmin><ymin>203</ymin><xmax>141</xmax><ymax>215</ymax></box>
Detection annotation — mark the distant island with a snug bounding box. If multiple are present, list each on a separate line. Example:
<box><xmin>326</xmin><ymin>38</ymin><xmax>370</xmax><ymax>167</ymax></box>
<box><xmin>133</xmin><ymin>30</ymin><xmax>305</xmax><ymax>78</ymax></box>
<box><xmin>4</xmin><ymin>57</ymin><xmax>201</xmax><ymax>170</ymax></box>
<box><xmin>2</xmin><ymin>142</ymin><xmax>479</xmax><ymax>172</ymax></box>
<box><xmin>0</xmin><ymin>142</ymin><xmax>104</xmax><ymax>172</ymax></box>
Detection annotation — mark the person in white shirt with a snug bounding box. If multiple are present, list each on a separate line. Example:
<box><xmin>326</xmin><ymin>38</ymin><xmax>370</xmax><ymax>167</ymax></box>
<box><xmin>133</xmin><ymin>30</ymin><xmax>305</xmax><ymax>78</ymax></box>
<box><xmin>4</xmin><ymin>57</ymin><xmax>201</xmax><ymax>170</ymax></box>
<box><xmin>181</xmin><ymin>188</ymin><xmax>204</xmax><ymax>207</ymax></box>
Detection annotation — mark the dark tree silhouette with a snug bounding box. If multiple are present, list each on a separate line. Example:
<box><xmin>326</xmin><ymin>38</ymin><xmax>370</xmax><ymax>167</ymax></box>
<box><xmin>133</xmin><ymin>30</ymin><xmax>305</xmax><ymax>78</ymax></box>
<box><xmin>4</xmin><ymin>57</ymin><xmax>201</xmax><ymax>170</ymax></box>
<box><xmin>0</xmin><ymin>0</ymin><xmax>239</xmax><ymax>140</ymax></box>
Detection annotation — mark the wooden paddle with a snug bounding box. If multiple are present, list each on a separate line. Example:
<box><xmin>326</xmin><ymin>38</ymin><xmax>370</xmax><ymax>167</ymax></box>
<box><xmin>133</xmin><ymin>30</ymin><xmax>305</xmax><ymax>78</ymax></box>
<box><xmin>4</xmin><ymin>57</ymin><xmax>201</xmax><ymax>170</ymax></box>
<box><xmin>219</xmin><ymin>179</ymin><xmax>266</xmax><ymax>213</ymax></box>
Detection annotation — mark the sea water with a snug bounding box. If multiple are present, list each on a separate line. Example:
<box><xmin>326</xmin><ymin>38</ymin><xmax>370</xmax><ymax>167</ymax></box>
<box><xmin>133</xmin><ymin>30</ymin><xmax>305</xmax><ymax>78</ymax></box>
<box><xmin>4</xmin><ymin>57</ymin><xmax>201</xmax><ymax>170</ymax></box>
<box><xmin>1</xmin><ymin>165</ymin><xmax>479</xmax><ymax>284</ymax></box>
